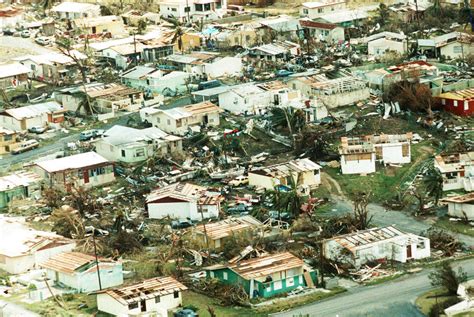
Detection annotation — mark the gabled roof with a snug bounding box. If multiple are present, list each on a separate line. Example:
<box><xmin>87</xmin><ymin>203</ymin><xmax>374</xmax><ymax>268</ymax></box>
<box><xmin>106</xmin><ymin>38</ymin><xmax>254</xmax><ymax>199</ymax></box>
<box><xmin>146</xmin><ymin>182</ymin><xmax>207</xmax><ymax>204</ymax></box>
<box><xmin>183</xmin><ymin>101</ymin><xmax>223</xmax><ymax>115</ymax></box>
<box><xmin>36</xmin><ymin>152</ymin><xmax>110</xmax><ymax>173</ymax></box>
<box><xmin>121</xmin><ymin>66</ymin><xmax>157</xmax><ymax>80</ymax></box>
<box><xmin>101</xmin><ymin>125</ymin><xmax>177</xmax><ymax>146</ymax></box>
<box><xmin>40</xmin><ymin>252</ymin><xmax>114</xmax><ymax>273</ymax></box>
<box><xmin>97</xmin><ymin>276</ymin><xmax>187</xmax><ymax>305</ymax></box>
<box><xmin>208</xmin><ymin>252</ymin><xmax>304</xmax><ymax>280</ymax></box>
<box><xmin>4</xmin><ymin>101</ymin><xmax>64</xmax><ymax>120</ymax></box>
<box><xmin>195</xmin><ymin>216</ymin><xmax>263</xmax><ymax>240</ymax></box>
<box><xmin>0</xmin><ymin>63</ymin><xmax>32</xmax><ymax>79</ymax></box>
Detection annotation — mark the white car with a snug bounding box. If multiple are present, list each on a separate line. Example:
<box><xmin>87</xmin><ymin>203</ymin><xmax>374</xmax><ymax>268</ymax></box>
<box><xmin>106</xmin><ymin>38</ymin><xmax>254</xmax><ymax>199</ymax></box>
<box><xmin>12</xmin><ymin>140</ymin><xmax>39</xmax><ymax>154</ymax></box>
<box><xmin>35</xmin><ymin>37</ymin><xmax>51</xmax><ymax>46</ymax></box>
<box><xmin>228</xmin><ymin>175</ymin><xmax>249</xmax><ymax>187</ymax></box>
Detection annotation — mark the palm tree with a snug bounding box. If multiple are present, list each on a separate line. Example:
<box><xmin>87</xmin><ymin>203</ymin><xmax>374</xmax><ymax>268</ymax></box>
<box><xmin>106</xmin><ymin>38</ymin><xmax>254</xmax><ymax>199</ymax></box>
<box><xmin>424</xmin><ymin>167</ymin><xmax>444</xmax><ymax>206</ymax></box>
<box><xmin>162</xmin><ymin>16</ymin><xmax>186</xmax><ymax>53</ymax></box>
<box><xmin>376</xmin><ymin>3</ymin><xmax>390</xmax><ymax>27</ymax></box>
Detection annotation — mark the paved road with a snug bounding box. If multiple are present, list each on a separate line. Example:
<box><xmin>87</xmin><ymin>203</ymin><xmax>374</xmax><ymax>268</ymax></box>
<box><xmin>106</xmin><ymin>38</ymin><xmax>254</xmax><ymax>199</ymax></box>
<box><xmin>271</xmin><ymin>258</ymin><xmax>474</xmax><ymax>317</ymax></box>
<box><xmin>0</xmin><ymin>36</ymin><xmax>56</xmax><ymax>63</ymax></box>
<box><xmin>327</xmin><ymin>197</ymin><xmax>474</xmax><ymax>247</ymax></box>
<box><xmin>0</xmin><ymin>299</ymin><xmax>39</xmax><ymax>317</ymax></box>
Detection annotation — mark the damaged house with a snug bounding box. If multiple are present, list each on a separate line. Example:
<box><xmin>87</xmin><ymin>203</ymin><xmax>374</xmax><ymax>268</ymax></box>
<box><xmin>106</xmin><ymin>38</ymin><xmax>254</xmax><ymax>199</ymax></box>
<box><xmin>41</xmin><ymin>252</ymin><xmax>123</xmax><ymax>293</ymax></box>
<box><xmin>193</xmin><ymin>216</ymin><xmax>263</xmax><ymax>250</ymax></box>
<box><xmin>323</xmin><ymin>226</ymin><xmax>431</xmax><ymax>268</ymax></box>
<box><xmin>0</xmin><ymin>216</ymin><xmax>76</xmax><ymax>274</ymax></box>
<box><xmin>0</xmin><ymin>171</ymin><xmax>41</xmax><ymax>209</ymax></box>
<box><xmin>205</xmin><ymin>252</ymin><xmax>317</xmax><ymax>298</ymax></box>
<box><xmin>288</xmin><ymin>71</ymin><xmax>369</xmax><ymax>108</ymax></box>
<box><xmin>248</xmin><ymin>158</ymin><xmax>321</xmax><ymax>194</ymax></box>
<box><xmin>442</xmin><ymin>193</ymin><xmax>474</xmax><ymax>221</ymax></box>
<box><xmin>300</xmin><ymin>1</ymin><xmax>346</xmax><ymax>20</ymax></box>
<box><xmin>96</xmin><ymin>277</ymin><xmax>187</xmax><ymax>316</ymax></box>
<box><xmin>35</xmin><ymin>152</ymin><xmax>115</xmax><ymax>191</ymax></box>
<box><xmin>418</xmin><ymin>32</ymin><xmax>474</xmax><ymax>60</ymax></box>
<box><xmin>94</xmin><ymin>125</ymin><xmax>183</xmax><ymax>164</ymax></box>
<box><xmin>299</xmin><ymin>20</ymin><xmax>345</xmax><ymax>43</ymax></box>
<box><xmin>139</xmin><ymin>101</ymin><xmax>222</xmax><ymax>136</ymax></box>
<box><xmin>120</xmin><ymin>66</ymin><xmax>190</xmax><ymax>95</ymax></box>
<box><xmin>339</xmin><ymin>133</ymin><xmax>412</xmax><ymax>175</ymax></box>
<box><xmin>434</xmin><ymin>152</ymin><xmax>474</xmax><ymax>192</ymax></box>
<box><xmin>51</xmin><ymin>1</ymin><xmax>101</xmax><ymax>20</ymax></box>
<box><xmin>365</xmin><ymin>31</ymin><xmax>408</xmax><ymax>57</ymax></box>
<box><xmin>0</xmin><ymin>128</ymin><xmax>20</xmax><ymax>154</ymax></box>
<box><xmin>437</xmin><ymin>87</ymin><xmax>474</xmax><ymax>117</ymax></box>
<box><xmin>146</xmin><ymin>182</ymin><xmax>223</xmax><ymax>221</ymax></box>
<box><xmin>0</xmin><ymin>63</ymin><xmax>31</xmax><ymax>90</ymax></box>
<box><xmin>0</xmin><ymin>101</ymin><xmax>65</xmax><ymax>131</ymax></box>
<box><xmin>249</xmin><ymin>41</ymin><xmax>300</xmax><ymax>62</ymax></box>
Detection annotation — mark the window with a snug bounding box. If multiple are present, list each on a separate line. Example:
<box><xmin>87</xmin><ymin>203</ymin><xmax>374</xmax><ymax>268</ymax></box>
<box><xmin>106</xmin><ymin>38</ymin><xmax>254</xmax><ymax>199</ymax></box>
<box><xmin>417</xmin><ymin>241</ymin><xmax>426</xmax><ymax>249</ymax></box>
<box><xmin>135</xmin><ymin>148</ymin><xmax>145</xmax><ymax>157</ymax></box>
<box><xmin>286</xmin><ymin>278</ymin><xmax>295</xmax><ymax>287</ymax></box>
<box><xmin>303</xmin><ymin>9</ymin><xmax>308</xmax><ymax>14</ymax></box>
<box><xmin>173</xmin><ymin>291</ymin><xmax>179</xmax><ymax>298</ymax></box>
<box><xmin>441</xmin><ymin>98</ymin><xmax>446</xmax><ymax>105</ymax></box>
<box><xmin>318</xmin><ymin>8</ymin><xmax>323</xmax><ymax>13</ymax></box>
<box><xmin>204</xmin><ymin>3</ymin><xmax>211</xmax><ymax>10</ymax></box>
<box><xmin>121</xmin><ymin>149</ymin><xmax>126</xmax><ymax>157</ymax></box>
<box><xmin>195</xmin><ymin>3</ymin><xmax>203</xmax><ymax>11</ymax></box>
<box><xmin>155</xmin><ymin>296</ymin><xmax>160</xmax><ymax>303</ymax></box>
<box><xmin>453</xmin><ymin>46</ymin><xmax>463</xmax><ymax>54</ymax></box>
<box><xmin>3</xmin><ymin>134</ymin><xmax>12</xmax><ymax>141</ymax></box>
<box><xmin>454</xmin><ymin>100</ymin><xmax>459</xmax><ymax>107</ymax></box>
<box><xmin>223</xmin><ymin>271</ymin><xmax>228</xmax><ymax>280</ymax></box>
<box><xmin>184</xmin><ymin>6</ymin><xmax>190</xmax><ymax>12</ymax></box>
<box><xmin>171</xmin><ymin>8</ymin><xmax>177</xmax><ymax>11</ymax></box>
<box><xmin>167</xmin><ymin>119</ymin><xmax>171</xmax><ymax>125</ymax></box>
<box><xmin>210</xmin><ymin>271</ymin><xmax>215</xmax><ymax>278</ymax></box>
<box><xmin>273</xmin><ymin>280</ymin><xmax>282</xmax><ymax>290</ymax></box>
<box><xmin>464</xmin><ymin>101</ymin><xmax>469</xmax><ymax>111</ymax></box>
<box><xmin>156</xmin><ymin>117</ymin><xmax>160</xmax><ymax>123</ymax></box>
<box><xmin>128</xmin><ymin>302</ymin><xmax>138</xmax><ymax>310</ymax></box>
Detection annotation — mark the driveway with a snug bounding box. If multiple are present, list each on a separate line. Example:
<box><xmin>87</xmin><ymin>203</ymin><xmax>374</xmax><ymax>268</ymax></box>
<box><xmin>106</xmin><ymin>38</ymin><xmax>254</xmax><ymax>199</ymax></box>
<box><xmin>270</xmin><ymin>258</ymin><xmax>474</xmax><ymax>317</ymax></box>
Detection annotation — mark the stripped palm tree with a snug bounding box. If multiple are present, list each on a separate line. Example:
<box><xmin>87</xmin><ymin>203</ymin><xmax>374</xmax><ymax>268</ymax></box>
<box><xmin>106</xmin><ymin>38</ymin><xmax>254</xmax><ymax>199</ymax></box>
<box><xmin>161</xmin><ymin>16</ymin><xmax>186</xmax><ymax>53</ymax></box>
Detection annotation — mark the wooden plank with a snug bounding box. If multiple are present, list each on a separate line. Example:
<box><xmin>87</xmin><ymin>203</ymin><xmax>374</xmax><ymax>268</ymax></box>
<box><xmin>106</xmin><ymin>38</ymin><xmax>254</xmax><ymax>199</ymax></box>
<box><xmin>304</xmin><ymin>271</ymin><xmax>314</xmax><ymax>288</ymax></box>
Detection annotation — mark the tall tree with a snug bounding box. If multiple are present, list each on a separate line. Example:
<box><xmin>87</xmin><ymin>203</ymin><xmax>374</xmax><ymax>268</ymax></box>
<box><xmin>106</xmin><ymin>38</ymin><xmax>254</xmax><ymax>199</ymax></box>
<box><xmin>376</xmin><ymin>3</ymin><xmax>390</xmax><ymax>26</ymax></box>
<box><xmin>424</xmin><ymin>167</ymin><xmax>444</xmax><ymax>206</ymax></box>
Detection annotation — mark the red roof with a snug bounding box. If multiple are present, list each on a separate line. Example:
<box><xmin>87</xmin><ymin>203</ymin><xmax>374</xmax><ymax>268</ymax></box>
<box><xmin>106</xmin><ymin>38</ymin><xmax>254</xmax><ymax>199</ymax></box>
<box><xmin>299</xmin><ymin>20</ymin><xmax>339</xmax><ymax>30</ymax></box>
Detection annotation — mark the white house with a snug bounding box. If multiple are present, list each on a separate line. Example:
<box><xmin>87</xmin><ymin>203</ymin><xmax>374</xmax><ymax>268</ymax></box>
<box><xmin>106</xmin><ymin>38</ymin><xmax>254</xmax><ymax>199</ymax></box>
<box><xmin>418</xmin><ymin>32</ymin><xmax>474</xmax><ymax>60</ymax></box>
<box><xmin>0</xmin><ymin>101</ymin><xmax>65</xmax><ymax>131</ymax></box>
<box><xmin>94</xmin><ymin>125</ymin><xmax>183</xmax><ymax>164</ymax></box>
<box><xmin>0</xmin><ymin>7</ymin><xmax>24</xmax><ymax>29</ymax></box>
<box><xmin>445</xmin><ymin>279</ymin><xmax>474</xmax><ymax>317</ymax></box>
<box><xmin>0</xmin><ymin>215</ymin><xmax>76</xmax><ymax>274</ymax></box>
<box><xmin>300</xmin><ymin>0</ymin><xmax>346</xmax><ymax>20</ymax></box>
<box><xmin>249</xmin><ymin>158</ymin><xmax>321</xmax><ymax>194</ymax></box>
<box><xmin>299</xmin><ymin>19</ymin><xmax>345</xmax><ymax>43</ymax></box>
<box><xmin>442</xmin><ymin>193</ymin><xmax>474</xmax><ymax>220</ymax></box>
<box><xmin>52</xmin><ymin>2</ymin><xmax>101</xmax><ymax>20</ymax></box>
<box><xmin>72</xmin><ymin>15</ymin><xmax>126</xmax><ymax>37</ymax></box>
<box><xmin>288</xmin><ymin>71</ymin><xmax>369</xmax><ymax>108</ymax></box>
<box><xmin>158</xmin><ymin>0</ymin><xmax>227</xmax><ymax>23</ymax></box>
<box><xmin>249</xmin><ymin>41</ymin><xmax>300</xmax><ymax>62</ymax></box>
<box><xmin>41</xmin><ymin>252</ymin><xmax>124</xmax><ymax>293</ymax></box>
<box><xmin>339</xmin><ymin>133</ymin><xmax>412</xmax><ymax>175</ymax></box>
<box><xmin>0</xmin><ymin>63</ymin><xmax>31</xmax><ymax>90</ymax></box>
<box><xmin>366</xmin><ymin>32</ymin><xmax>408</xmax><ymax>57</ymax></box>
<box><xmin>146</xmin><ymin>182</ymin><xmax>223</xmax><ymax>221</ymax></box>
<box><xmin>217</xmin><ymin>81</ymin><xmax>300</xmax><ymax>115</ymax></box>
<box><xmin>323</xmin><ymin>226</ymin><xmax>431</xmax><ymax>268</ymax></box>
<box><xmin>96</xmin><ymin>276</ymin><xmax>187</xmax><ymax>317</ymax></box>
<box><xmin>434</xmin><ymin>151</ymin><xmax>474</xmax><ymax>192</ymax></box>
<box><xmin>121</xmin><ymin>66</ymin><xmax>191</xmax><ymax>94</ymax></box>
<box><xmin>35</xmin><ymin>152</ymin><xmax>116</xmax><ymax>191</ymax></box>
<box><xmin>203</xmin><ymin>56</ymin><xmax>243</xmax><ymax>80</ymax></box>
<box><xmin>140</xmin><ymin>101</ymin><xmax>222</xmax><ymax>136</ymax></box>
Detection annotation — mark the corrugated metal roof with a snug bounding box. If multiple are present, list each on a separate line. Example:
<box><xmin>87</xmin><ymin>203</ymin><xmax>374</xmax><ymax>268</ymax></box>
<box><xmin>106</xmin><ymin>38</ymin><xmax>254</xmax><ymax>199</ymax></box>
<box><xmin>228</xmin><ymin>252</ymin><xmax>304</xmax><ymax>279</ymax></box>
<box><xmin>195</xmin><ymin>216</ymin><xmax>262</xmax><ymax>240</ymax></box>
<box><xmin>36</xmin><ymin>152</ymin><xmax>110</xmax><ymax>173</ymax></box>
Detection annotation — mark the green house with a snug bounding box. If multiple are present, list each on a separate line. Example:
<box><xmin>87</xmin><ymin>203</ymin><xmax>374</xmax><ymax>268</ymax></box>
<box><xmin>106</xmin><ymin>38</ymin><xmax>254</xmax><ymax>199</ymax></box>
<box><xmin>205</xmin><ymin>252</ymin><xmax>317</xmax><ymax>299</ymax></box>
<box><xmin>0</xmin><ymin>171</ymin><xmax>41</xmax><ymax>209</ymax></box>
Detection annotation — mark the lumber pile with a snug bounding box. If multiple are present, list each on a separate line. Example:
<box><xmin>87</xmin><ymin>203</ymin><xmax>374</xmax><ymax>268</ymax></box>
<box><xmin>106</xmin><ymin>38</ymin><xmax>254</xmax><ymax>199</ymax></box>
<box><xmin>349</xmin><ymin>264</ymin><xmax>392</xmax><ymax>282</ymax></box>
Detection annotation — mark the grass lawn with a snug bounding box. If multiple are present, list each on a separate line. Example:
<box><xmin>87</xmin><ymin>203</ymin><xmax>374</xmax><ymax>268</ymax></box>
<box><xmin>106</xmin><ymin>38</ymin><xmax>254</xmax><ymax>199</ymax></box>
<box><xmin>180</xmin><ymin>288</ymin><xmax>346</xmax><ymax>317</ymax></box>
<box><xmin>415</xmin><ymin>288</ymin><xmax>459</xmax><ymax>316</ymax></box>
<box><xmin>434</xmin><ymin>218</ymin><xmax>474</xmax><ymax>237</ymax></box>
<box><xmin>324</xmin><ymin>143</ymin><xmax>433</xmax><ymax>202</ymax></box>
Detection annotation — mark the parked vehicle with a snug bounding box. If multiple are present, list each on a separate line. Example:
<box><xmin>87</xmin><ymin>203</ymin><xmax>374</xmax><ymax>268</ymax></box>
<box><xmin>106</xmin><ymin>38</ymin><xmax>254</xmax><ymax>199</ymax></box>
<box><xmin>28</xmin><ymin>126</ymin><xmax>47</xmax><ymax>134</ymax></box>
<box><xmin>227</xmin><ymin>204</ymin><xmax>251</xmax><ymax>214</ymax></box>
<box><xmin>79</xmin><ymin>129</ymin><xmax>104</xmax><ymax>141</ymax></box>
<box><xmin>171</xmin><ymin>220</ymin><xmax>194</xmax><ymax>229</ymax></box>
<box><xmin>268</xmin><ymin>210</ymin><xmax>293</xmax><ymax>222</ymax></box>
<box><xmin>174</xmin><ymin>309</ymin><xmax>198</xmax><ymax>317</ymax></box>
<box><xmin>197</xmin><ymin>79</ymin><xmax>221</xmax><ymax>91</ymax></box>
<box><xmin>20</xmin><ymin>30</ymin><xmax>31</xmax><ymax>38</ymax></box>
<box><xmin>228</xmin><ymin>175</ymin><xmax>248</xmax><ymax>187</ymax></box>
<box><xmin>35</xmin><ymin>37</ymin><xmax>51</xmax><ymax>46</ymax></box>
<box><xmin>12</xmin><ymin>140</ymin><xmax>39</xmax><ymax>154</ymax></box>
<box><xmin>2</xmin><ymin>28</ymin><xmax>15</xmax><ymax>36</ymax></box>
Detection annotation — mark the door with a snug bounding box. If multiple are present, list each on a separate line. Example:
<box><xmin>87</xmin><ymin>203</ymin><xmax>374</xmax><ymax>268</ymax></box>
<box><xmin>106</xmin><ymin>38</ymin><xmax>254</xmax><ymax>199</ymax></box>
<box><xmin>140</xmin><ymin>299</ymin><xmax>146</xmax><ymax>312</ymax></box>
<box><xmin>406</xmin><ymin>245</ymin><xmax>412</xmax><ymax>259</ymax></box>
<box><xmin>83</xmin><ymin>169</ymin><xmax>89</xmax><ymax>184</ymax></box>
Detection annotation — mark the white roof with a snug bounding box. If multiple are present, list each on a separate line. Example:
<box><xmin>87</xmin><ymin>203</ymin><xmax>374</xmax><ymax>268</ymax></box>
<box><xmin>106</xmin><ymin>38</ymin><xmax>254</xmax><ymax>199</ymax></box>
<box><xmin>0</xmin><ymin>215</ymin><xmax>72</xmax><ymax>257</ymax></box>
<box><xmin>5</xmin><ymin>101</ymin><xmax>64</xmax><ymax>120</ymax></box>
<box><xmin>52</xmin><ymin>1</ymin><xmax>100</xmax><ymax>13</ymax></box>
<box><xmin>101</xmin><ymin>125</ymin><xmax>175</xmax><ymax>146</ymax></box>
<box><xmin>365</xmin><ymin>31</ymin><xmax>406</xmax><ymax>42</ymax></box>
<box><xmin>319</xmin><ymin>8</ymin><xmax>369</xmax><ymax>24</ymax></box>
<box><xmin>0</xmin><ymin>171</ymin><xmax>41</xmax><ymax>192</ymax></box>
<box><xmin>15</xmin><ymin>51</ymin><xmax>86</xmax><ymax>66</ymax></box>
<box><xmin>36</xmin><ymin>152</ymin><xmax>110</xmax><ymax>173</ymax></box>
<box><xmin>121</xmin><ymin>66</ymin><xmax>157</xmax><ymax>80</ymax></box>
<box><xmin>302</xmin><ymin>1</ymin><xmax>344</xmax><ymax>8</ymax></box>
<box><xmin>0</xmin><ymin>63</ymin><xmax>32</xmax><ymax>79</ymax></box>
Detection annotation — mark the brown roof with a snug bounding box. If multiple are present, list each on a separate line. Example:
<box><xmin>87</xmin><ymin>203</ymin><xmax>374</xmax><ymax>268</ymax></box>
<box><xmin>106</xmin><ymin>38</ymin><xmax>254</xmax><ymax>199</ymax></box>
<box><xmin>300</xmin><ymin>20</ymin><xmax>339</xmax><ymax>30</ymax></box>
<box><xmin>40</xmin><ymin>252</ymin><xmax>114</xmax><ymax>273</ymax></box>
<box><xmin>99</xmin><ymin>276</ymin><xmax>187</xmax><ymax>305</ymax></box>
<box><xmin>442</xmin><ymin>192</ymin><xmax>474</xmax><ymax>204</ymax></box>
<box><xmin>228</xmin><ymin>252</ymin><xmax>304</xmax><ymax>279</ymax></box>
<box><xmin>182</xmin><ymin>101</ymin><xmax>223</xmax><ymax>115</ymax></box>
<box><xmin>195</xmin><ymin>216</ymin><xmax>262</xmax><ymax>240</ymax></box>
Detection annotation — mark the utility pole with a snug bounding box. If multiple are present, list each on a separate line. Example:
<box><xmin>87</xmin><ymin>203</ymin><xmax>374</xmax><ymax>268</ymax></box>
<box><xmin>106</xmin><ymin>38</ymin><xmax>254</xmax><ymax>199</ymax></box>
<box><xmin>92</xmin><ymin>229</ymin><xmax>103</xmax><ymax>291</ymax></box>
<box><xmin>319</xmin><ymin>240</ymin><xmax>325</xmax><ymax>288</ymax></box>
<box><xmin>198</xmin><ymin>203</ymin><xmax>210</xmax><ymax>259</ymax></box>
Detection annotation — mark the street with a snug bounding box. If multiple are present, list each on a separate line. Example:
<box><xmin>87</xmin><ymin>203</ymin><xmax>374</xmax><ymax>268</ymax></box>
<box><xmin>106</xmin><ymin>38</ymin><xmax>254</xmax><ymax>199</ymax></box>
<box><xmin>271</xmin><ymin>258</ymin><xmax>474</xmax><ymax>317</ymax></box>
<box><xmin>0</xmin><ymin>300</ymin><xmax>39</xmax><ymax>317</ymax></box>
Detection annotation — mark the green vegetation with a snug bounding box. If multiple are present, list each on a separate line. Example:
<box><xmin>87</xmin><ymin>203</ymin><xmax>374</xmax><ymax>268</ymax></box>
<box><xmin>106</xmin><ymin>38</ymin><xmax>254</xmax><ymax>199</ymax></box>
<box><xmin>415</xmin><ymin>288</ymin><xmax>459</xmax><ymax>316</ymax></box>
<box><xmin>434</xmin><ymin>218</ymin><xmax>474</xmax><ymax>238</ymax></box>
<box><xmin>324</xmin><ymin>143</ymin><xmax>433</xmax><ymax>203</ymax></box>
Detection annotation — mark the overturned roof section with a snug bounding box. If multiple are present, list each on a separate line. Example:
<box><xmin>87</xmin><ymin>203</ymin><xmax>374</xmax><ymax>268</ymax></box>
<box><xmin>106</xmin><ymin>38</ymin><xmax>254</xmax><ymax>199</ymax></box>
<box><xmin>97</xmin><ymin>276</ymin><xmax>187</xmax><ymax>305</ymax></box>
<box><xmin>36</xmin><ymin>152</ymin><xmax>110</xmax><ymax>173</ymax></box>
<box><xmin>195</xmin><ymin>216</ymin><xmax>263</xmax><ymax>240</ymax></box>
<box><xmin>441</xmin><ymin>192</ymin><xmax>474</xmax><ymax>204</ymax></box>
<box><xmin>147</xmin><ymin>182</ymin><xmax>207</xmax><ymax>204</ymax></box>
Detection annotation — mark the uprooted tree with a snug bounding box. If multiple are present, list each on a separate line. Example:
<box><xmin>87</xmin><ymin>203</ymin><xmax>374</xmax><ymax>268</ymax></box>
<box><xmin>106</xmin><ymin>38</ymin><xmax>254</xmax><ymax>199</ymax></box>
<box><xmin>385</xmin><ymin>80</ymin><xmax>439</xmax><ymax>118</ymax></box>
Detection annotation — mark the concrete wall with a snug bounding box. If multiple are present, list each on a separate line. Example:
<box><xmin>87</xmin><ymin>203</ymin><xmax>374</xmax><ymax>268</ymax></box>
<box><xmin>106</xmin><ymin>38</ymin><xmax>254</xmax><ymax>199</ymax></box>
<box><xmin>378</xmin><ymin>143</ymin><xmax>411</xmax><ymax>164</ymax></box>
<box><xmin>448</xmin><ymin>202</ymin><xmax>474</xmax><ymax>220</ymax></box>
<box><xmin>340</xmin><ymin>153</ymin><xmax>376</xmax><ymax>175</ymax></box>
<box><xmin>317</xmin><ymin>87</ymin><xmax>370</xmax><ymax>108</ymax></box>
<box><xmin>368</xmin><ymin>38</ymin><xmax>407</xmax><ymax>56</ymax></box>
